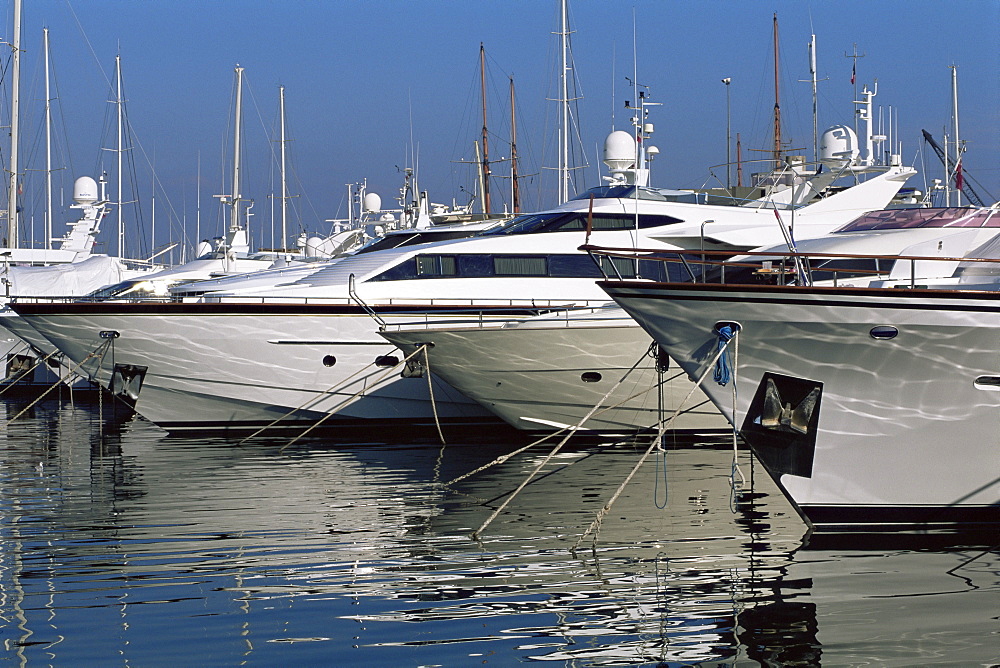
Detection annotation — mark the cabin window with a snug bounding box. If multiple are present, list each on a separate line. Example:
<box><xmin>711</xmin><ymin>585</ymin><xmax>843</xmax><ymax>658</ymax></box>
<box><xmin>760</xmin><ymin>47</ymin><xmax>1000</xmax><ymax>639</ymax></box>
<box><xmin>494</xmin><ymin>256</ymin><xmax>547</xmax><ymax>276</ymax></box>
<box><xmin>416</xmin><ymin>255</ymin><xmax>457</xmax><ymax>276</ymax></box>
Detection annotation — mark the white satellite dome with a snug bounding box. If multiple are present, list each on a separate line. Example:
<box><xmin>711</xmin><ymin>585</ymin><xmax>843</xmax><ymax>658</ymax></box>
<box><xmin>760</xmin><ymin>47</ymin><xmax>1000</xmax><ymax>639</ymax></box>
<box><xmin>819</xmin><ymin>125</ymin><xmax>859</xmax><ymax>164</ymax></box>
<box><xmin>73</xmin><ymin>176</ymin><xmax>99</xmax><ymax>204</ymax></box>
<box><xmin>363</xmin><ymin>192</ymin><xmax>382</xmax><ymax>212</ymax></box>
<box><xmin>305</xmin><ymin>235</ymin><xmax>324</xmax><ymax>257</ymax></box>
<box><xmin>603</xmin><ymin>131</ymin><xmax>636</xmax><ymax>171</ymax></box>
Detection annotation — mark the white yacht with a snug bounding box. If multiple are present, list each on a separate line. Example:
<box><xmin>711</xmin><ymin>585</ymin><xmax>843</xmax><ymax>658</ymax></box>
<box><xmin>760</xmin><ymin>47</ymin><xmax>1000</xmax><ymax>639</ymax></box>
<box><xmin>12</xmin><ymin>112</ymin><xmax>916</xmax><ymax>434</ymax></box>
<box><xmin>377</xmin><ymin>207</ymin><xmax>1000</xmax><ymax>437</ymax></box>
<box><xmin>591</xmin><ymin>205</ymin><xmax>1000</xmax><ymax>534</ymax></box>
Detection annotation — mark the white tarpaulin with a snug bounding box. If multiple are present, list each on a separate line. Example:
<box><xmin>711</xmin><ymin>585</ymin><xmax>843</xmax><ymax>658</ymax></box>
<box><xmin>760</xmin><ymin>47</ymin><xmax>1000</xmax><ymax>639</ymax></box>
<box><xmin>1</xmin><ymin>255</ymin><xmax>128</xmax><ymax>297</ymax></box>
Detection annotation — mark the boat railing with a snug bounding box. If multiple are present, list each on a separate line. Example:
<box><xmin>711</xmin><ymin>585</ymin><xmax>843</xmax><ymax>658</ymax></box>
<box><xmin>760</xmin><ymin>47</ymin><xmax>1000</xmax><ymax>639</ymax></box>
<box><xmin>580</xmin><ymin>243</ymin><xmax>1000</xmax><ymax>289</ymax></box>
<box><xmin>379</xmin><ymin>303</ymin><xmax>614</xmax><ymax>332</ymax></box>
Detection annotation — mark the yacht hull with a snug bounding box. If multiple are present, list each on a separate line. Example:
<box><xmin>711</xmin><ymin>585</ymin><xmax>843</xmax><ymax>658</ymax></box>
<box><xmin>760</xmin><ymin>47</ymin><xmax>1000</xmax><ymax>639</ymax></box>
<box><xmin>382</xmin><ymin>313</ymin><xmax>727</xmax><ymax>435</ymax></box>
<box><xmin>601</xmin><ymin>281</ymin><xmax>1000</xmax><ymax>533</ymax></box>
<box><xmin>13</xmin><ymin>301</ymin><xmax>532</xmax><ymax>433</ymax></box>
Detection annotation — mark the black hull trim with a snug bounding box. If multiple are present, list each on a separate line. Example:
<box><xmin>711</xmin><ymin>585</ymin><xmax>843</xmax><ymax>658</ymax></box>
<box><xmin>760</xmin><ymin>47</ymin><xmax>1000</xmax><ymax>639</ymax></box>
<box><xmin>803</xmin><ymin>504</ymin><xmax>999</xmax><ymax>533</ymax></box>
<box><xmin>155</xmin><ymin>414</ymin><xmax>515</xmax><ymax>440</ymax></box>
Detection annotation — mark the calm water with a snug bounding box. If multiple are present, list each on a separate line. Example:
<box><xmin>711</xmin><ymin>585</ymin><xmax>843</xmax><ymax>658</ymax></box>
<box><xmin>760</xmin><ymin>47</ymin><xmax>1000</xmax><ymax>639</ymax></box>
<box><xmin>0</xmin><ymin>398</ymin><xmax>996</xmax><ymax>666</ymax></box>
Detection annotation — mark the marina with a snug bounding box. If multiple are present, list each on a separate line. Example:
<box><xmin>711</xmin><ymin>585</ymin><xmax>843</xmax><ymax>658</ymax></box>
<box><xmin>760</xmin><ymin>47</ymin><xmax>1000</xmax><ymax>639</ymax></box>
<box><xmin>0</xmin><ymin>0</ymin><xmax>996</xmax><ymax>664</ymax></box>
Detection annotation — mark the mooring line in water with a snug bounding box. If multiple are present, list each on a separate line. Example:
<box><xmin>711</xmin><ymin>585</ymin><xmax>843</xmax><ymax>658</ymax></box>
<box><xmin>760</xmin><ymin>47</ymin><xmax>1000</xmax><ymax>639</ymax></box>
<box><xmin>946</xmin><ymin>543</ymin><xmax>1000</xmax><ymax>576</ymax></box>
<box><xmin>571</xmin><ymin>332</ymin><xmax>739</xmax><ymax>554</ymax></box>
<box><xmin>4</xmin><ymin>340</ymin><xmax>113</xmax><ymax>426</ymax></box>
<box><xmin>238</xmin><ymin>344</ymin><xmax>429</xmax><ymax>446</ymax></box>
<box><xmin>422</xmin><ymin>345</ymin><xmax>446</xmax><ymax>445</ymax></box>
<box><xmin>0</xmin><ymin>347</ymin><xmax>61</xmax><ymax>398</ymax></box>
<box><xmin>470</xmin><ymin>348</ymin><xmax>651</xmax><ymax>540</ymax></box>
<box><xmin>446</xmin><ymin>364</ymin><xmax>688</xmax><ymax>489</ymax></box>
<box><xmin>274</xmin><ymin>345</ymin><xmax>431</xmax><ymax>452</ymax></box>
<box><xmin>728</xmin><ymin>327</ymin><xmax>745</xmax><ymax>513</ymax></box>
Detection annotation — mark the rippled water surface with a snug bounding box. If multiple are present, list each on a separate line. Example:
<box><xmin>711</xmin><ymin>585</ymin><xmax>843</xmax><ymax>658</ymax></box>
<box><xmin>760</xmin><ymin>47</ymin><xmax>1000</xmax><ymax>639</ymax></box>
<box><xmin>0</xmin><ymin>399</ymin><xmax>996</xmax><ymax>666</ymax></box>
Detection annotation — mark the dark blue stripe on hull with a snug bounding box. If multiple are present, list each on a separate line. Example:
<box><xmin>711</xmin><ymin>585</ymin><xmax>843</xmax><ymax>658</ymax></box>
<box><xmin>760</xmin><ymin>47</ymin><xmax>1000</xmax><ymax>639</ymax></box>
<box><xmin>803</xmin><ymin>504</ymin><xmax>999</xmax><ymax>532</ymax></box>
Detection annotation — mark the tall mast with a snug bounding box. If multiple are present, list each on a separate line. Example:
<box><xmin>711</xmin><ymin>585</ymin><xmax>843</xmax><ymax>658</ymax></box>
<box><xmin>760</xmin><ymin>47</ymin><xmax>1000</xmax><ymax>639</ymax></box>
<box><xmin>950</xmin><ymin>64</ymin><xmax>962</xmax><ymax>207</ymax></box>
<box><xmin>772</xmin><ymin>13</ymin><xmax>781</xmax><ymax>168</ymax></box>
<box><xmin>6</xmin><ymin>0</ymin><xmax>21</xmax><ymax>247</ymax></box>
<box><xmin>115</xmin><ymin>55</ymin><xmax>124</xmax><ymax>256</ymax></box>
<box><xmin>479</xmin><ymin>44</ymin><xmax>491</xmax><ymax>215</ymax></box>
<box><xmin>808</xmin><ymin>34</ymin><xmax>818</xmax><ymax>165</ymax></box>
<box><xmin>509</xmin><ymin>75</ymin><xmax>520</xmax><ymax>214</ymax></box>
<box><xmin>279</xmin><ymin>84</ymin><xmax>288</xmax><ymax>249</ymax></box>
<box><xmin>230</xmin><ymin>65</ymin><xmax>244</xmax><ymax>233</ymax></box>
<box><xmin>44</xmin><ymin>27</ymin><xmax>53</xmax><ymax>248</ymax></box>
<box><xmin>559</xmin><ymin>0</ymin><xmax>570</xmax><ymax>203</ymax></box>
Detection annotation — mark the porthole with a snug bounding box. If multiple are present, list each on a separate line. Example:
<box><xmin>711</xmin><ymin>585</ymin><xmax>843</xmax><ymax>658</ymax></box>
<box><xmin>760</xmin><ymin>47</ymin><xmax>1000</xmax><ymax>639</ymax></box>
<box><xmin>581</xmin><ymin>372</ymin><xmax>602</xmax><ymax>383</ymax></box>
<box><xmin>974</xmin><ymin>376</ymin><xmax>1000</xmax><ymax>391</ymax></box>
<box><xmin>375</xmin><ymin>355</ymin><xmax>400</xmax><ymax>368</ymax></box>
<box><xmin>869</xmin><ymin>326</ymin><xmax>898</xmax><ymax>340</ymax></box>
<box><xmin>322</xmin><ymin>355</ymin><xmax>337</xmax><ymax>367</ymax></box>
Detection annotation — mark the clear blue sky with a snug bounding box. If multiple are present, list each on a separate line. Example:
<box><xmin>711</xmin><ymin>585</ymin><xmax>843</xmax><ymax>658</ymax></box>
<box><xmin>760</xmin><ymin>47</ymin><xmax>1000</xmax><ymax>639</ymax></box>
<box><xmin>7</xmin><ymin>0</ymin><xmax>999</xmax><ymax>258</ymax></box>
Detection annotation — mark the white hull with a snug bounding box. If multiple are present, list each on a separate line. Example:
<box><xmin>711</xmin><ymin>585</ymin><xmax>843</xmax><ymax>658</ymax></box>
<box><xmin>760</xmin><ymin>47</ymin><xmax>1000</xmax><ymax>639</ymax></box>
<box><xmin>15</xmin><ymin>303</ymin><xmax>531</xmax><ymax>433</ymax></box>
<box><xmin>382</xmin><ymin>308</ymin><xmax>727</xmax><ymax>435</ymax></box>
<box><xmin>603</xmin><ymin>281</ymin><xmax>1000</xmax><ymax>532</ymax></box>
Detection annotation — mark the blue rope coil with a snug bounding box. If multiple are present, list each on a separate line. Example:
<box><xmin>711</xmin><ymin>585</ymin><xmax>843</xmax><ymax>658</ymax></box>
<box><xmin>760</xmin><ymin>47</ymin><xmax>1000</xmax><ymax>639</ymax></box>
<box><xmin>713</xmin><ymin>323</ymin><xmax>739</xmax><ymax>386</ymax></box>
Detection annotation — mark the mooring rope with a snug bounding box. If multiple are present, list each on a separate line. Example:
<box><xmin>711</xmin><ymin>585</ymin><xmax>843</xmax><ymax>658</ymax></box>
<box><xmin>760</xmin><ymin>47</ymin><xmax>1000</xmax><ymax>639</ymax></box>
<box><xmin>728</xmin><ymin>328</ymin><xmax>745</xmax><ymax>512</ymax></box>
<box><xmin>4</xmin><ymin>340</ymin><xmax>113</xmax><ymax>426</ymax></box>
<box><xmin>446</xmin><ymin>366</ymin><xmax>691</xmax><ymax>488</ymax></box>
<box><xmin>422</xmin><ymin>345</ymin><xmax>446</xmax><ymax>445</ymax></box>
<box><xmin>470</xmin><ymin>348</ymin><xmax>652</xmax><ymax>540</ymax></box>
<box><xmin>239</xmin><ymin>344</ymin><xmax>428</xmax><ymax>445</ymax></box>
<box><xmin>275</xmin><ymin>345</ymin><xmax>431</xmax><ymax>452</ymax></box>
<box><xmin>571</xmin><ymin>330</ymin><xmax>739</xmax><ymax>553</ymax></box>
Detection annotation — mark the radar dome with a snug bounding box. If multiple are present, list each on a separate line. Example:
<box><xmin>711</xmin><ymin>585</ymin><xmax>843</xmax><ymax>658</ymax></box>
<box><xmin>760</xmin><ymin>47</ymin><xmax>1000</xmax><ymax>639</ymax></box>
<box><xmin>73</xmin><ymin>176</ymin><xmax>99</xmax><ymax>204</ymax></box>
<box><xmin>195</xmin><ymin>240</ymin><xmax>214</xmax><ymax>258</ymax></box>
<box><xmin>819</xmin><ymin>125</ymin><xmax>859</xmax><ymax>164</ymax></box>
<box><xmin>305</xmin><ymin>235</ymin><xmax>325</xmax><ymax>257</ymax></box>
<box><xmin>603</xmin><ymin>131</ymin><xmax>636</xmax><ymax>171</ymax></box>
<box><xmin>363</xmin><ymin>192</ymin><xmax>382</xmax><ymax>212</ymax></box>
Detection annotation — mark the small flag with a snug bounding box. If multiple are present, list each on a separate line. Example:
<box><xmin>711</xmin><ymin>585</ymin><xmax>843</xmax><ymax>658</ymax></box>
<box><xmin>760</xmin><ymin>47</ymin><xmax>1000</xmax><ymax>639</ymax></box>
<box><xmin>850</xmin><ymin>63</ymin><xmax>856</xmax><ymax>85</ymax></box>
<box><xmin>955</xmin><ymin>162</ymin><xmax>964</xmax><ymax>191</ymax></box>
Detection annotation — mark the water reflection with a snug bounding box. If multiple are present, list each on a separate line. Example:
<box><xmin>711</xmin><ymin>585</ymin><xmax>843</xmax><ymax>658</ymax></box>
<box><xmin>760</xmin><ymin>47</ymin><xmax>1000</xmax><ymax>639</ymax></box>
<box><xmin>0</xmin><ymin>401</ymin><xmax>995</xmax><ymax>665</ymax></box>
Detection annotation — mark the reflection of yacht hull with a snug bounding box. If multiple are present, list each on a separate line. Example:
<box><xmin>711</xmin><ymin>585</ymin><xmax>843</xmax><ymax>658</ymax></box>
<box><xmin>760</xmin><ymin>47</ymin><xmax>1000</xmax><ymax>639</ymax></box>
<box><xmin>382</xmin><ymin>308</ymin><xmax>727</xmax><ymax>435</ymax></box>
<box><xmin>602</xmin><ymin>281</ymin><xmax>1000</xmax><ymax>533</ymax></box>
<box><xmin>13</xmin><ymin>301</ymin><xmax>551</xmax><ymax>433</ymax></box>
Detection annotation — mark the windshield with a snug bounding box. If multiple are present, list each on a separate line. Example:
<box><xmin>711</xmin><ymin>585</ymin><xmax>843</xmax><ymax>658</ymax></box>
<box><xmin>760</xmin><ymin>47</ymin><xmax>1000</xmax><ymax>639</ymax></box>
<box><xmin>836</xmin><ymin>207</ymin><xmax>998</xmax><ymax>232</ymax></box>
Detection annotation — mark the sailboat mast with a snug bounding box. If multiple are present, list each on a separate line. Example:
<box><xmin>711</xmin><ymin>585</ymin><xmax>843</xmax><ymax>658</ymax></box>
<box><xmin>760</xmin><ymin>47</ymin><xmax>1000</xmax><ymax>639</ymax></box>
<box><xmin>559</xmin><ymin>0</ymin><xmax>569</xmax><ymax>204</ymax></box>
<box><xmin>6</xmin><ymin>0</ymin><xmax>21</xmax><ymax>247</ymax></box>
<box><xmin>279</xmin><ymin>84</ymin><xmax>288</xmax><ymax>249</ymax></box>
<box><xmin>115</xmin><ymin>55</ymin><xmax>124</xmax><ymax>256</ymax></box>
<box><xmin>479</xmin><ymin>44</ymin><xmax>491</xmax><ymax>216</ymax></box>
<box><xmin>509</xmin><ymin>75</ymin><xmax>520</xmax><ymax>214</ymax></box>
<box><xmin>44</xmin><ymin>27</ymin><xmax>53</xmax><ymax>248</ymax></box>
<box><xmin>231</xmin><ymin>65</ymin><xmax>244</xmax><ymax>233</ymax></box>
<box><xmin>950</xmin><ymin>65</ymin><xmax>961</xmax><ymax>207</ymax></box>
<box><xmin>808</xmin><ymin>34</ymin><xmax>818</xmax><ymax>165</ymax></box>
<box><xmin>772</xmin><ymin>13</ymin><xmax>781</xmax><ymax>168</ymax></box>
